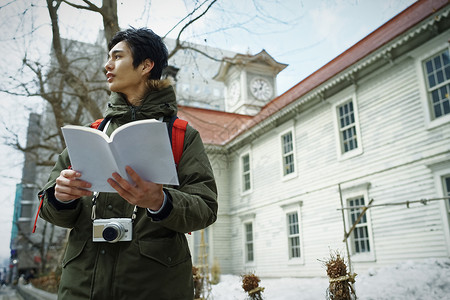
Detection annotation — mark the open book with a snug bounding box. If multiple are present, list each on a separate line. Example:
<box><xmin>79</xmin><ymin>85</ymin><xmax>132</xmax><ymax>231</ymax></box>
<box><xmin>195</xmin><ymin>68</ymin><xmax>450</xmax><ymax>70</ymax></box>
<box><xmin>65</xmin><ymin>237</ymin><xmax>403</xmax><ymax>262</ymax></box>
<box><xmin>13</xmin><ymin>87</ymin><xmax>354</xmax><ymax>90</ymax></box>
<box><xmin>61</xmin><ymin>119</ymin><xmax>179</xmax><ymax>192</ymax></box>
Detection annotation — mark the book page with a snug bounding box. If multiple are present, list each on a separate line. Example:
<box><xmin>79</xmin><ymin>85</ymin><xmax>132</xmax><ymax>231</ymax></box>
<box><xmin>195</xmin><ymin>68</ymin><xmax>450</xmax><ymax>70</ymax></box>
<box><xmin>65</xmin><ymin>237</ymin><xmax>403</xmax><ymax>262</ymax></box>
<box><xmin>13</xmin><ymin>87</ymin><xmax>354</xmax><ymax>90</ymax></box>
<box><xmin>62</xmin><ymin>126</ymin><xmax>121</xmax><ymax>192</ymax></box>
<box><xmin>110</xmin><ymin>119</ymin><xmax>179</xmax><ymax>186</ymax></box>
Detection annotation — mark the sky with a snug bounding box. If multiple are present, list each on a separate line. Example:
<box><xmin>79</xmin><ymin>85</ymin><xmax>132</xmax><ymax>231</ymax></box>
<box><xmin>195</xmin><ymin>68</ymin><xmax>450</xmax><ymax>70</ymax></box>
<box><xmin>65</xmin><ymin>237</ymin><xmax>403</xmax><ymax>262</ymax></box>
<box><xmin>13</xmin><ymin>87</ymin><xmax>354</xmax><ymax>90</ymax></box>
<box><xmin>0</xmin><ymin>0</ymin><xmax>417</xmax><ymax>264</ymax></box>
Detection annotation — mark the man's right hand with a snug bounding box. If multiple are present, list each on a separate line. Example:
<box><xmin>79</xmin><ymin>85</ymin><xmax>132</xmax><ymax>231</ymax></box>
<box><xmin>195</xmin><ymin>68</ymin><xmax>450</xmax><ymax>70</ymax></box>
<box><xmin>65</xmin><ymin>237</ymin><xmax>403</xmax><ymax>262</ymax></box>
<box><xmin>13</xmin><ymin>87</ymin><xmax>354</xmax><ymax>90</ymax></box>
<box><xmin>54</xmin><ymin>169</ymin><xmax>93</xmax><ymax>201</ymax></box>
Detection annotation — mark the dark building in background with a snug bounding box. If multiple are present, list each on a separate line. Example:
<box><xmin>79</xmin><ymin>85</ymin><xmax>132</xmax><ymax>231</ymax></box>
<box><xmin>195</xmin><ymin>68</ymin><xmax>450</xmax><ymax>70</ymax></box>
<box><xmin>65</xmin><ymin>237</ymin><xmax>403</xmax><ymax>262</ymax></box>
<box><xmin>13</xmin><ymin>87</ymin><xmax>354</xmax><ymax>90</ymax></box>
<box><xmin>9</xmin><ymin>113</ymin><xmax>66</xmax><ymax>282</ymax></box>
<box><xmin>9</xmin><ymin>113</ymin><xmax>41</xmax><ymax>282</ymax></box>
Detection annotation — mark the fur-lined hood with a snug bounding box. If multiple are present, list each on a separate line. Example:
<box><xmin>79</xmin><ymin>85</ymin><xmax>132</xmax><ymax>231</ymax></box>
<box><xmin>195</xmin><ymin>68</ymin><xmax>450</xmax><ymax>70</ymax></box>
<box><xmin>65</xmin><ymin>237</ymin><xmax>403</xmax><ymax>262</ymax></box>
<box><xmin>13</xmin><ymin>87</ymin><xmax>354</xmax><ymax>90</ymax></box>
<box><xmin>146</xmin><ymin>78</ymin><xmax>173</xmax><ymax>91</ymax></box>
<box><xmin>104</xmin><ymin>78</ymin><xmax>177</xmax><ymax>123</ymax></box>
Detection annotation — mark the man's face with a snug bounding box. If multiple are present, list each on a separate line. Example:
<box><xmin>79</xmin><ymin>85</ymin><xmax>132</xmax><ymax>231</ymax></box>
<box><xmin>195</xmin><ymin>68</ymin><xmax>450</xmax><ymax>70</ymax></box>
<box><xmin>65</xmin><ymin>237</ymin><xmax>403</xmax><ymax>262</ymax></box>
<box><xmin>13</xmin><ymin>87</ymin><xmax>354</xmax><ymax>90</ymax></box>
<box><xmin>104</xmin><ymin>41</ymin><xmax>147</xmax><ymax>98</ymax></box>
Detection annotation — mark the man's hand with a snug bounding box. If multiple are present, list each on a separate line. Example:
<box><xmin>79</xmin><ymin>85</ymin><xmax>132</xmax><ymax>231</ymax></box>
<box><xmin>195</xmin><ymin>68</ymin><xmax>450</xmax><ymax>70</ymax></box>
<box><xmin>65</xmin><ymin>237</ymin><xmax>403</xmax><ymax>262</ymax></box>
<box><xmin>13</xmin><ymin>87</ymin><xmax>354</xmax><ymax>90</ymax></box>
<box><xmin>55</xmin><ymin>169</ymin><xmax>93</xmax><ymax>201</ymax></box>
<box><xmin>107</xmin><ymin>166</ymin><xmax>164</xmax><ymax>211</ymax></box>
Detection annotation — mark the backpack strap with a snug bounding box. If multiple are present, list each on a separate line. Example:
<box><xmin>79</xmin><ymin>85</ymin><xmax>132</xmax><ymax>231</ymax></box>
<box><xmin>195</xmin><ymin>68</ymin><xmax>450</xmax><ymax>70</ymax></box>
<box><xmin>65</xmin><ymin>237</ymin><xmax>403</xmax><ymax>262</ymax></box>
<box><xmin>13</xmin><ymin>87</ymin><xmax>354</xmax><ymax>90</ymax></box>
<box><xmin>90</xmin><ymin>117</ymin><xmax>111</xmax><ymax>131</ymax></box>
<box><xmin>168</xmin><ymin>116</ymin><xmax>189</xmax><ymax>234</ymax></box>
<box><xmin>169</xmin><ymin>116</ymin><xmax>188</xmax><ymax>168</ymax></box>
<box><xmin>90</xmin><ymin>118</ymin><xmax>103</xmax><ymax>129</ymax></box>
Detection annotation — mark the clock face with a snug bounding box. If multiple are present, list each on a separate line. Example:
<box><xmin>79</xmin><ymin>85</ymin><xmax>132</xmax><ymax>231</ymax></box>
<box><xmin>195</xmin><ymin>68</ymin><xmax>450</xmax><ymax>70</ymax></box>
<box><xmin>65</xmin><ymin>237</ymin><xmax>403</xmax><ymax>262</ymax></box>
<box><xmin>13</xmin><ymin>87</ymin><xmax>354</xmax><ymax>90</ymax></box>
<box><xmin>228</xmin><ymin>80</ymin><xmax>240</xmax><ymax>106</ymax></box>
<box><xmin>250</xmin><ymin>78</ymin><xmax>273</xmax><ymax>101</ymax></box>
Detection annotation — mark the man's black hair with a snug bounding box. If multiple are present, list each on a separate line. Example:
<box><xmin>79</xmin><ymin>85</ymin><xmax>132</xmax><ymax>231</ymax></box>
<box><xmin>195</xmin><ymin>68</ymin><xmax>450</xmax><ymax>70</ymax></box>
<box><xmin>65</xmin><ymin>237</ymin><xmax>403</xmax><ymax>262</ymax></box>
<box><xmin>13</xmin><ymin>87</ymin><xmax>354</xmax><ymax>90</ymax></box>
<box><xmin>108</xmin><ymin>27</ymin><xmax>168</xmax><ymax>80</ymax></box>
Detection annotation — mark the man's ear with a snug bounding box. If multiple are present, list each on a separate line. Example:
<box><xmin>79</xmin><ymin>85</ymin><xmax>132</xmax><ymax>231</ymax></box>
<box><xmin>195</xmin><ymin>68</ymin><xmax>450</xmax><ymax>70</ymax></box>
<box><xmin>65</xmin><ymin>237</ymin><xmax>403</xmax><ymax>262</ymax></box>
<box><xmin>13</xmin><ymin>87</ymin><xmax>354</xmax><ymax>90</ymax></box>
<box><xmin>142</xmin><ymin>59</ymin><xmax>155</xmax><ymax>76</ymax></box>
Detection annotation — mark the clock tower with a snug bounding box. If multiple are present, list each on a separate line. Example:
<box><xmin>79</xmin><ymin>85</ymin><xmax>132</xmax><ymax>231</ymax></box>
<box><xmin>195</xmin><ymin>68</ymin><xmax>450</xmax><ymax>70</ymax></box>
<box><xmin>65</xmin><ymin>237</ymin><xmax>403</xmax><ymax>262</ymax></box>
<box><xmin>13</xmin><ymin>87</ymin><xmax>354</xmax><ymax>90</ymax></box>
<box><xmin>214</xmin><ymin>49</ymin><xmax>288</xmax><ymax>115</ymax></box>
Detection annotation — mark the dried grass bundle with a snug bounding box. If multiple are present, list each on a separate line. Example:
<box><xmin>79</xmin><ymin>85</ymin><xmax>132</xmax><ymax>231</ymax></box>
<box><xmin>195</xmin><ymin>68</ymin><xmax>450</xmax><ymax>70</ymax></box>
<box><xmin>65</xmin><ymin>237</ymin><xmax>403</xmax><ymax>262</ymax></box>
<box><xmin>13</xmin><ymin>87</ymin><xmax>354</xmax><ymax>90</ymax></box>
<box><xmin>192</xmin><ymin>266</ymin><xmax>203</xmax><ymax>299</ymax></box>
<box><xmin>324</xmin><ymin>252</ymin><xmax>357</xmax><ymax>300</ymax></box>
<box><xmin>30</xmin><ymin>272</ymin><xmax>61</xmax><ymax>294</ymax></box>
<box><xmin>241</xmin><ymin>273</ymin><xmax>265</xmax><ymax>300</ymax></box>
<box><xmin>210</xmin><ymin>259</ymin><xmax>221</xmax><ymax>285</ymax></box>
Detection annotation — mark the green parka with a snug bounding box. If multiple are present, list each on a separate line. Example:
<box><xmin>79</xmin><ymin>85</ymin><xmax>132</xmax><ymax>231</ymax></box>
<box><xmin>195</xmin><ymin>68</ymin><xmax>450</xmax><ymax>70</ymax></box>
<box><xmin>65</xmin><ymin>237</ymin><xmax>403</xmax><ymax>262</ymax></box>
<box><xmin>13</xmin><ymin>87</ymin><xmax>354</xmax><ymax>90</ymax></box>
<box><xmin>38</xmin><ymin>81</ymin><xmax>218</xmax><ymax>300</ymax></box>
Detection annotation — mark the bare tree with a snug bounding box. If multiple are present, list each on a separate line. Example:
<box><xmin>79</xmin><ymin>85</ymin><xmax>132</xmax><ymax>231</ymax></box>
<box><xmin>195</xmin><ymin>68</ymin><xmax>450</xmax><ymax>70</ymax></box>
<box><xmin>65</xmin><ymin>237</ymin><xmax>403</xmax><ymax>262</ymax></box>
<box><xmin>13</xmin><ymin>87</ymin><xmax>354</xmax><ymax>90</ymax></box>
<box><xmin>2</xmin><ymin>0</ymin><xmax>223</xmax><ymax>157</ymax></box>
<box><xmin>1</xmin><ymin>0</ymin><xmax>224</xmax><ymax>276</ymax></box>
<box><xmin>58</xmin><ymin>0</ymin><xmax>119</xmax><ymax>47</ymax></box>
<box><xmin>1</xmin><ymin>0</ymin><xmax>295</xmax><ymax>277</ymax></box>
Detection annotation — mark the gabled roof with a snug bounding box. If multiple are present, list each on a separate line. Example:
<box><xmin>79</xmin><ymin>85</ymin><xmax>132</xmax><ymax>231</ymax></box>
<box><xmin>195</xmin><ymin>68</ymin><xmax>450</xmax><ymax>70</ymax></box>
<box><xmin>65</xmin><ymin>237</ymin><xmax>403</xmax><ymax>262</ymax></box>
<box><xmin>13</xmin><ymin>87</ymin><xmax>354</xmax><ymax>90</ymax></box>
<box><xmin>213</xmin><ymin>49</ymin><xmax>288</xmax><ymax>82</ymax></box>
<box><xmin>177</xmin><ymin>106</ymin><xmax>252</xmax><ymax>145</ymax></box>
<box><xmin>256</xmin><ymin>0</ymin><xmax>449</xmax><ymax>123</ymax></box>
<box><xmin>179</xmin><ymin>0</ymin><xmax>450</xmax><ymax>147</ymax></box>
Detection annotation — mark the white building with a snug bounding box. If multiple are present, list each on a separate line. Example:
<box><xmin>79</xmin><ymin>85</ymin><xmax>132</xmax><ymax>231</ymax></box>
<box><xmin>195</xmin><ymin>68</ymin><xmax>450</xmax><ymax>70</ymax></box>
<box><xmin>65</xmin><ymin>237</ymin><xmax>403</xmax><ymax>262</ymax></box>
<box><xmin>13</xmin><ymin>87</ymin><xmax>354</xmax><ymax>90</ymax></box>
<box><xmin>180</xmin><ymin>0</ymin><xmax>450</xmax><ymax>277</ymax></box>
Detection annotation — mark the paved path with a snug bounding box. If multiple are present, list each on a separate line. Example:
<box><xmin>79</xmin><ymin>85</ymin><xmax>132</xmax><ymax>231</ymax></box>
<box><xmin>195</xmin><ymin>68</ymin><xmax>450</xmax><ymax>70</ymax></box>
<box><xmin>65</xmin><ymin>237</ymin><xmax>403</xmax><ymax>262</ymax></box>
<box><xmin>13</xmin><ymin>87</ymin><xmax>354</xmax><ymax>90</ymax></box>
<box><xmin>0</xmin><ymin>286</ymin><xmax>23</xmax><ymax>300</ymax></box>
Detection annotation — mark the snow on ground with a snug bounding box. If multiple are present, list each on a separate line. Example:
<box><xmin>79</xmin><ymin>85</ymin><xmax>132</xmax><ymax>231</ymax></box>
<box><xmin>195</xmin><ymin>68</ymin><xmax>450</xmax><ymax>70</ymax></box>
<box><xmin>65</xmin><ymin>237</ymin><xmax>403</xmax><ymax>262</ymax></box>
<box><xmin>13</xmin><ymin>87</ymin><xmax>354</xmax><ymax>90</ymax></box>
<box><xmin>210</xmin><ymin>258</ymin><xmax>450</xmax><ymax>300</ymax></box>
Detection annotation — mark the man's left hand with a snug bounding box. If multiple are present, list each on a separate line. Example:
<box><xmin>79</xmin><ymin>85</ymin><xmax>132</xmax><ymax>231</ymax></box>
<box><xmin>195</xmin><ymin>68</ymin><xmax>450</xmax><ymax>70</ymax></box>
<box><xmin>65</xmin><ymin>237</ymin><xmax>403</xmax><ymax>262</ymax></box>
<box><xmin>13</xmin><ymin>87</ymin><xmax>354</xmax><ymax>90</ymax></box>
<box><xmin>108</xmin><ymin>166</ymin><xmax>164</xmax><ymax>211</ymax></box>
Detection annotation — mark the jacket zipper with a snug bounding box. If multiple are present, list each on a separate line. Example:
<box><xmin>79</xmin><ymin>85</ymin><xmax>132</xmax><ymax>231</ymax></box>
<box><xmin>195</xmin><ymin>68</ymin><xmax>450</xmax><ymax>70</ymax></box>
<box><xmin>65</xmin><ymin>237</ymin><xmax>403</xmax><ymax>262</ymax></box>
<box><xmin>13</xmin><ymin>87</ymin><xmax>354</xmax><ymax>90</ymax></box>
<box><xmin>131</xmin><ymin>106</ymin><xmax>136</xmax><ymax>120</ymax></box>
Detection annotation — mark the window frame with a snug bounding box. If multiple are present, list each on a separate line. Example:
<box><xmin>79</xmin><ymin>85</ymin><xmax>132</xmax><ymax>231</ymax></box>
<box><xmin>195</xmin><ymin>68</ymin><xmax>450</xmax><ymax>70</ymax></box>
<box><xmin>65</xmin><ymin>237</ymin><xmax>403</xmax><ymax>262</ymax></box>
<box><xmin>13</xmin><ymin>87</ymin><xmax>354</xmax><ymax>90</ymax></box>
<box><xmin>241</xmin><ymin>152</ymin><xmax>252</xmax><ymax>193</ymax></box>
<box><xmin>239</xmin><ymin>213</ymin><xmax>256</xmax><ymax>267</ymax></box>
<box><xmin>347</xmin><ymin>196</ymin><xmax>371</xmax><ymax>255</ymax></box>
<box><xmin>428</xmin><ymin>160</ymin><xmax>450</xmax><ymax>255</ymax></box>
<box><xmin>286</xmin><ymin>211</ymin><xmax>301</xmax><ymax>259</ymax></box>
<box><xmin>412</xmin><ymin>36</ymin><xmax>450</xmax><ymax>129</ymax></box>
<box><xmin>443</xmin><ymin>174</ymin><xmax>450</xmax><ymax>254</ymax></box>
<box><xmin>244</xmin><ymin>221</ymin><xmax>255</xmax><ymax>264</ymax></box>
<box><xmin>279</xmin><ymin>127</ymin><xmax>297</xmax><ymax>181</ymax></box>
<box><xmin>341</xmin><ymin>183</ymin><xmax>376</xmax><ymax>262</ymax></box>
<box><xmin>443</xmin><ymin>175</ymin><xmax>450</xmax><ymax>214</ymax></box>
<box><xmin>422</xmin><ymin>47</ymin><xmax>450</xmax><ymax>121</ymax></box>
<box><xmin>18</xmin><ymin>200</ymin><xmax>33</xmax><ymax>221</ymax></box>
<box><xmin>333</xmin><ymin>96</ymin><xmax>363</xmax><ymax>160</ymax></box>
<box><xmin>281</xmin><ymin>201</ymin><xmax>304</xmax><ymax>264</ymax></box>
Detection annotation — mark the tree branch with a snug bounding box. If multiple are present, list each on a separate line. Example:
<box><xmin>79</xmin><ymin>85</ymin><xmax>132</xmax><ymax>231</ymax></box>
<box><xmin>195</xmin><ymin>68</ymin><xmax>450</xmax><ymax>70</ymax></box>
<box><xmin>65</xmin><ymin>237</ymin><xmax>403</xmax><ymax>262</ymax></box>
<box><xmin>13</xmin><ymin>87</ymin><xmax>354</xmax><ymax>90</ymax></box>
<box><xmin>0</xmin><ymin>0</ymin><xmax>16</xmax><ymax>10</ymax></box>
<box><xmin>177</xmin><ymin>44</ymin><xmax>222</xmax><ymax>62</ymax></box>
<box><xmin>168</xmin><ymin>0</ymin><xmax>218</xmax><ymax>58</ymax></box>
<box><xmin>61</xmin><ymin>0</ymin><xmax>101</xmax><ymax>13</ymax></box>
<box><xmin>163</xmin><ymin>0</ymin><xmax>211</xmax><ymax>39</ymax></box>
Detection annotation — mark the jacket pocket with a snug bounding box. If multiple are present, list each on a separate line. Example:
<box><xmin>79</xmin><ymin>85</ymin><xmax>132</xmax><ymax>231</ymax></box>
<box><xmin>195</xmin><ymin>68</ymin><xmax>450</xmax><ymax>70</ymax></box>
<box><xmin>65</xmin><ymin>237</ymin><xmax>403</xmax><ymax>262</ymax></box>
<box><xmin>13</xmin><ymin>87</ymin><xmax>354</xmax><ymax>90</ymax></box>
<box><xmin>62</xmin><ymin>239</ymin><xmax>87</xmax><ymax>268</ymax></box>
<box><xmin>138</xmin><ymin>234</ymin><xmax>191</xmax><ymax>267</ymax></box>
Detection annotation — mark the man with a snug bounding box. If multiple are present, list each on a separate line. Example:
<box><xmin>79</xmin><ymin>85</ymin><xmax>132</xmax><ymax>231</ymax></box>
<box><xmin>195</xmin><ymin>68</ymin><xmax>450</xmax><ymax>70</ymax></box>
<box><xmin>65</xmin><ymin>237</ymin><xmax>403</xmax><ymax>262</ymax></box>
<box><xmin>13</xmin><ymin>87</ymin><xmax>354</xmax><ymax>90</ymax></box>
<box><xmin>38</xmin><ymin>27</ymin><xmax>218</xmax><ymax>300</ymax></box>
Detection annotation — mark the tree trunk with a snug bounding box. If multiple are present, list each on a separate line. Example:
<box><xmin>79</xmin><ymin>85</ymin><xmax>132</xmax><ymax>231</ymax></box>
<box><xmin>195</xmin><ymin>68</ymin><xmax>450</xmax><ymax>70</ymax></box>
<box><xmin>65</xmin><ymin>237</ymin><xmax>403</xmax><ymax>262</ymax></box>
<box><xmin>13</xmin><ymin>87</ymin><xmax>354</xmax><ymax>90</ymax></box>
<box><xmin>47</xmin><ymin>0</ymin><xmax>104</xmax><ymax>121</ymax></box>
<box><xmin>101</xmin><ymin>0</ymin><xmax>120</xmax><ymax>46</ymax></box>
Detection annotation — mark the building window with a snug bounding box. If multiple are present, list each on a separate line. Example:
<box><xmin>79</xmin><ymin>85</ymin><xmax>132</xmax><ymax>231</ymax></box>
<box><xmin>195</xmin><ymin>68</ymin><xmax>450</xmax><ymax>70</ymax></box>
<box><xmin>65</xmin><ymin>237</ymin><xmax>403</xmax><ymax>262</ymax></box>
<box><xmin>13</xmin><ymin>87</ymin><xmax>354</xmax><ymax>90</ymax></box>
<box><xmin>428</xmin><ymin>162</ymin><xmax>450</xmax><ymax>248</ymax></box>
<box><xmin>337</xmin><ymin>100</ymin><xmax>358</xmax><ymax>153</ymax></box>
<box><xmin>444</xmin><ymin>175</ymin><xmax>450</xmax><ymax>214</ymax></box>
<box><xmin>244</xmin><ymin>222</ymin><xmax>254</xmax><ymax>263</ymax></box>
<box><xmin>287</xmin><ymin>212</ymin><xmax>301</xmax><ymax>259</ymax></box>
<box><xmin>242</xmin><ymin>154</ymin><xmax>251</xmax><ymax>192</ymax></box>
<box><xmin>19</xmin><ymin>202</ymin><xmax>32</xmax><ymax>218</ymax></box>
<box><xmin>281</xmin><ymin>131</ymin><xmax>295</xmax><ymax>176</ymax></box>
<box><xmin>348</xmin><ymin>196</ymin><xmax>371</xmax><ymax>254</ymax></box>
<box><xmin>423</xmin><ymin>49</ymin><xmax>450</xmax><ymax>119</ymax></box>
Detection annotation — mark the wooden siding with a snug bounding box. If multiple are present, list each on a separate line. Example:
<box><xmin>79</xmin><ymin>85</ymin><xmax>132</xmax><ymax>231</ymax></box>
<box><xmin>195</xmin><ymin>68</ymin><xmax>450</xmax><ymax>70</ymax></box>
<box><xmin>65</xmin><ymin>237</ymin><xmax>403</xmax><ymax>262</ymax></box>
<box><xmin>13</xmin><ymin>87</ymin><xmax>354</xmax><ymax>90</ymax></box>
<box><xmin>215</xmin><ymin>30</ymin><xmax>450</xmax><ymax>277</ymax></box>
<box><xmin>209</xmin><ymin>153</ymin><xmax>233</xmax><ymax>273</ymax></box>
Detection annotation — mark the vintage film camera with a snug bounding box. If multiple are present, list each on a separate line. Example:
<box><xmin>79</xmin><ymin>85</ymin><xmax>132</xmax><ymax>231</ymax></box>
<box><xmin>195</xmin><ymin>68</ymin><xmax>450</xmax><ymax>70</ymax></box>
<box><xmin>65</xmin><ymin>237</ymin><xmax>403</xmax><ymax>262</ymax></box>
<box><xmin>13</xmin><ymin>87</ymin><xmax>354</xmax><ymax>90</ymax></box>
<box><xmin>92</xmin><ymin>218</ymin><xmax>132</xmax><ymax>243</ymax></box>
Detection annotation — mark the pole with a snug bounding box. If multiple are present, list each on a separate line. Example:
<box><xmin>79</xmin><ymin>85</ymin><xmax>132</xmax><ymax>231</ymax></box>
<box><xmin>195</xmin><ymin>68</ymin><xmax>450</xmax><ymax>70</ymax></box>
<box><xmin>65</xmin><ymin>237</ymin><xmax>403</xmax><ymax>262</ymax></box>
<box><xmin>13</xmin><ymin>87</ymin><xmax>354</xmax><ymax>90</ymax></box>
<box><xmin>343</xmin><ymin>198</ymin><xmax>374</xmax><ymax>242</ymax></box>
<box><xmin>338</xmin><ymin>183</ymin><xmax>353</xmax><ymax>274</ymax></box>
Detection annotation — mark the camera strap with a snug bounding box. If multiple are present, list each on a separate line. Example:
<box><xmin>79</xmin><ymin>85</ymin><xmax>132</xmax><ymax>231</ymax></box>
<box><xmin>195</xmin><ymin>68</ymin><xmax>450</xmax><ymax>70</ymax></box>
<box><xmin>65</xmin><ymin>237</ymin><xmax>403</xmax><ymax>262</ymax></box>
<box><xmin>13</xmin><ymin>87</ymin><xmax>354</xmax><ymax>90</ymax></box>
<box><xmin>91</xmin><ymin>192</ymin><xmax>99</xmax><ymax>221</ymax></box>
<box><xmin>91</xmin><ymin>191</ymin><xmax>138</xmax><ymax>222</ymax></box>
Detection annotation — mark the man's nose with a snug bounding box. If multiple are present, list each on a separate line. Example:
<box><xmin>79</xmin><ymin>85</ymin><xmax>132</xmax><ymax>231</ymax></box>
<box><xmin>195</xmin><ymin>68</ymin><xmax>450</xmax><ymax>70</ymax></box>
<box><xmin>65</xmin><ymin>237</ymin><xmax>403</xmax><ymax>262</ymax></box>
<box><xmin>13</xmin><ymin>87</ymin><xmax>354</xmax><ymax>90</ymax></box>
<box><xmin>105</xmin><ymin>59</ymin><xmax>113</xmax><ymax>71</ymax></box>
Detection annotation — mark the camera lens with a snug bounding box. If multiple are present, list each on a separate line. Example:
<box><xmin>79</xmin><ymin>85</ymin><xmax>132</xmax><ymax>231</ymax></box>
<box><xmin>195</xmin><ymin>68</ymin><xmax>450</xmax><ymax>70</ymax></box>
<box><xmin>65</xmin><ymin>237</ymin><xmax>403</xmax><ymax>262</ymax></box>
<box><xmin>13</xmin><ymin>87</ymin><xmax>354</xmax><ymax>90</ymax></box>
<box><xmin>102</xmin><ymin>222</ymin><xmax>124</xmax><ymax>243</ymax></box>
